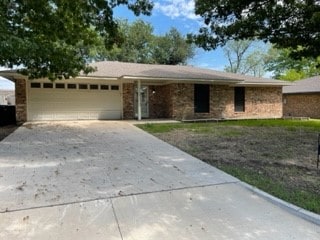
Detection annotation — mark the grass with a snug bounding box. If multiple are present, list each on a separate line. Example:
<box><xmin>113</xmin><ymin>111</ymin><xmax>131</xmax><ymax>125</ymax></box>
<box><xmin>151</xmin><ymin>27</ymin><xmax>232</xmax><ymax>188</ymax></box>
<box><xmin>138</xmin><ymin>119</ymin><xmax>320</xmax><ymax>214</ymax></box>
<box><xmin>219</xmin><ymin>164</ymin><xmax>320</xmax><ymax>214</ymax></box>
<box><xmin>138</xmin><ymin>119</ymin><xmax>320</xmax><ymax>133</ymax></box>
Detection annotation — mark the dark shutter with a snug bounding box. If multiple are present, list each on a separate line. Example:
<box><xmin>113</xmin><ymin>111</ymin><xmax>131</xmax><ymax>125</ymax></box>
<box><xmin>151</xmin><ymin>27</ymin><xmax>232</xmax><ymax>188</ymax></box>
<box><xmin>194</xmin><ymin>84</ymin><xmax>210</xmax><ymax>113</ymax></box>
<box><xmin>234</xmin><ymin>87</ymin><xmax>245</xmax><ymax>112</ymax></box>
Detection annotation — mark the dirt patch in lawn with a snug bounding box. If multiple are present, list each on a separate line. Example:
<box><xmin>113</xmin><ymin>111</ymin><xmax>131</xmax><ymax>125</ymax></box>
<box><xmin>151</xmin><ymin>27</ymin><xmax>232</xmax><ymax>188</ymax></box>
<box><xmin>0</xmin><ymin>125</ymin><xmax>18</xmax><ymax>141</ymax></box>
<box><xmin>153</xmin><ymin>125</ymin><xmax>320</xmax><ymax>213</ymax></box>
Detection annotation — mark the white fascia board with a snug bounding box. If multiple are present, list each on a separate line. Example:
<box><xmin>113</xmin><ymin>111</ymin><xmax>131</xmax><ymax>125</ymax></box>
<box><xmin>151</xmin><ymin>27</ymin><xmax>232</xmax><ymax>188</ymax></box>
<box><xmin>120</xmin><ymin>75</ymin><xmax>242</xmax><ymax>84</ymax></box>
<box><xmin>76</xmin><ymin>76</ymin><xmax>119</xmax><ymax>81</ymax></box>
<box><xmin>233</xmin><ymin>81</ymin><xmax>291</xmax><ymax>87</ymax></box>
<box><xmin>0</xmin><ymin>70</ymin><xmax>26</xmax><ymax>80</ymax></box>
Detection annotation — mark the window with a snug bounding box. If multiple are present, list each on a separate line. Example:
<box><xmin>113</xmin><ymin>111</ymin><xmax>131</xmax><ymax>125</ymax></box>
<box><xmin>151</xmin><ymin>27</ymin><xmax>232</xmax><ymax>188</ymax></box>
<box><xmin>43</xmin><ymin>83</ymin><xmax>53</xmax><ymax>88</ymax></box>
<box><xmin>111</xmin><ymin>85</ymin><xmax>119</xmax><ymax>90</ymax></box>
<box><xmin>67</xmin><ymin>84</ymin><xmax>77</xmax><ymax>89</ymax></box>
<box><xmin>194</xmin><ymin>84</ymin><xmax>210</xmax><ymax>113</ymax></box>
<box><xmin>79</xmin><ymin>84</ymin><xmax>88</xmax><ymax>90</ymax></box>
<box><xmin>90</xmin><ymin>84</ymin><xmax>99</xmax><ymax>90</ymax></box>
<box><xmin>31</xmin><ymin>82</ymin><xmax>41</xmax><ymax>88</ymax></box>
<box><xmin>234</xmin><ymin>87</ymin><xmax>245</xmax><ymax>112</ymax></box>
<box><xmin>100</xmin><ymin>85</ymin><xmax>109</xmax><ymax>90</ymax></box>
<box><xmin>55</xmin><ymin>83</ymin><xmax>65</xmax><ymax>89</ymax></box>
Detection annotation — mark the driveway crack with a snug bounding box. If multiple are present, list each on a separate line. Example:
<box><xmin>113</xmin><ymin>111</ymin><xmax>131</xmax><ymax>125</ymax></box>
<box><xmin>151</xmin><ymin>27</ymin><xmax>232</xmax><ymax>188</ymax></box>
<box><xmin>111</xmin><ymin>200</ymin><xmax>124</xmax><ymax>240</ymax></box>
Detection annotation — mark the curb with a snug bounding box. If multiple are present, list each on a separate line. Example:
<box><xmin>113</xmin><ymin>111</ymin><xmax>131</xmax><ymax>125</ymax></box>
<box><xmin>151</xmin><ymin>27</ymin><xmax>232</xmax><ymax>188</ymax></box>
<box><xmin>238</xmin><ymin>181</ymin><xmax>320</xmax><ymax>226</ymax></box>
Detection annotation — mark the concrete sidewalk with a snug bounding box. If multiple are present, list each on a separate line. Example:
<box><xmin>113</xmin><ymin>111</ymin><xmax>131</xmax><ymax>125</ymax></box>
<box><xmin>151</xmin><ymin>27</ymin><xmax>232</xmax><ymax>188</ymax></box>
<box><xmin>0</xmin><ymin>121</ymin><xmax>319</xmax><ymax>239</ymax></box>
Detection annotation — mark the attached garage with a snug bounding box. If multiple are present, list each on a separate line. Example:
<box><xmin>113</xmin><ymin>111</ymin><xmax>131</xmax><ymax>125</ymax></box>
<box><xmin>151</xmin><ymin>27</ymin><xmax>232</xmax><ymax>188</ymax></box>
<box><xmin>27</xmin><ymin>79</ymin><xmax>122</xmax><ymax>121</ymax></box>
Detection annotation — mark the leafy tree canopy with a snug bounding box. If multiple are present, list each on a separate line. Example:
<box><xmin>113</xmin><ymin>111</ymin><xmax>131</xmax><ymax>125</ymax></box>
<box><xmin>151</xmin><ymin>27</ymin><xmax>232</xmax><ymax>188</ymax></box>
<box><xmin>104</xmin><ymin>19</ymin><xmax>154</xmax><ymax>63</ymax></box>
<box><xmin>153</xmin><ymin>28</ymin><xmax>195</xmax><ymax>65</ymax></box>
<box><xmin>265</xmin><ymin>47</ymin><xmax>320</xmax><ymax>81</ymax></box>
<box><xmin>105</xmin><ymin>20</ymin><xmax>194</xmax><ymax>65</ymax></box>
<box><xmin>190</xmin><ymin>0</ymin><xmax>320</xmax><ymax>60</ymax></box>
<box><xmin>0</xmin><ymin>0</ymin><xmax>153</xmax><ymax>79</ymax></box>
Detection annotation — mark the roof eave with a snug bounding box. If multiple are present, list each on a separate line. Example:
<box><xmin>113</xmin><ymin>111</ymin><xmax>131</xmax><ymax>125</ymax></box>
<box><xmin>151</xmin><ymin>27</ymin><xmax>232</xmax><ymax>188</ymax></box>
<box><xmin>76</xmin><ymin>76</ymin><xmax>118</xmax><ymax>81</ymax></box>
<box><xmin>283</xmin><ymin>91</ymin><xmax>320</xmax><ymax>94</ymax></box>
<box><xmin>120</xmin><ymin>75</ymin><xmax>242</xmax><ymax>84</ymax></box>
<box><xmin>0</xmin><ymin>70</ymin><xmax>25</xmax><ymax>80</ymax></box>
<box><xmin>233</xmin><ymin>81</ymin><xmax>291</xmax><ymax>87</ymax></box>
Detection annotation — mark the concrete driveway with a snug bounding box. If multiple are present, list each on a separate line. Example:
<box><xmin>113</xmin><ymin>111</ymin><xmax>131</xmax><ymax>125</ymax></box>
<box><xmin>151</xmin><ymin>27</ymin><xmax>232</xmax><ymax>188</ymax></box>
<box><xmin>0</xmin><ymin>121</ymin><xmax>319</xmax><ymax>239</ymax></box>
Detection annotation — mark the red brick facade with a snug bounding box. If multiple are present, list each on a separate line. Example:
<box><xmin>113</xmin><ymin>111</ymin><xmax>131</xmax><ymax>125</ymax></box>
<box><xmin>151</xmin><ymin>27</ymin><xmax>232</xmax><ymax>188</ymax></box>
<box><xmin>283</xmin><ymin>93</ymin><xmax>320</xmax><ymax>118</ymax></box>
<box><xmin>14</xmin><ymin>78</ymin><xmax>27</xmax><ymax>123</ymax></box>
<box><xmin>122</xmin><ymin>83</ymin><xmax>135</xmax><ymax>119</ymax></box>
<box><xmin>148</xmin><ymin>85</ymin><xmax>173</xmax><ymax>118</ymax></box>
<box><xmin>122</xmin><ymin>83</ymin><xmax>283</xmax><ymax>120</ymax></box>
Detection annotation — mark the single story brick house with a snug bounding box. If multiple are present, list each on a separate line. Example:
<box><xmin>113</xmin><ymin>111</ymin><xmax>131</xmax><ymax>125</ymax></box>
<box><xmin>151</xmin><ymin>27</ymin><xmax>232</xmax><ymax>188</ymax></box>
<box><xmin>283</xmin><ymin>76</ymin><xmax>320</xmax><ymax>118</ymax></box>
<box><xmin>0</xmin><ymin>61</ymin><xmax>287</xmax><ymax>123</ymax></box>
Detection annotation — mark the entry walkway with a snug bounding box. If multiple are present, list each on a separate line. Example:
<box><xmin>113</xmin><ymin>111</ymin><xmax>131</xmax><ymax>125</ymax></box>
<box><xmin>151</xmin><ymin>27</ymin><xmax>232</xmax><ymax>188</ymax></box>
<box><xmin>0</xmin><ymin>121</ymin><xmax>319</xmax><ymax>239</ymax></box>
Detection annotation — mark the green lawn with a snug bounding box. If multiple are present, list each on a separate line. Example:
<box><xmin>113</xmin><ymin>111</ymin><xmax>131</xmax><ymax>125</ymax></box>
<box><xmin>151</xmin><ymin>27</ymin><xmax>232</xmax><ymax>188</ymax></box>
<box><xmin>139</xmin><ymin>119</ymin><xmax>320</xmax><ymax>133</ymax></box>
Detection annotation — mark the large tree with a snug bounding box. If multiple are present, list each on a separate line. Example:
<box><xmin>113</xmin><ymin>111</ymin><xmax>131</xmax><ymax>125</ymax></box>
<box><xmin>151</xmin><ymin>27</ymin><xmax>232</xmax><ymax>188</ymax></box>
<box><xmin>0</xmin><ymin>0</ymin><xmax>153</xmax><ymax>79</ymax></box>
<box><xmin>223</xmin><ymin>40</ymin><xmax>268</xmax><ymax>77</ymax></box>
<box><xmin>104</xmin><ymin>20</ymin><xmax>154</xmax><ymax>63</ymax></box>
<box><xmin>153</xmin><ymin>28</ymin><xmax>195</xmax><ymax>65</ymax></box>
<box><xmin>105</xmin><ymin>21</ymin><xmax>194</xmax><ymax>65</ymax></box>
<box><xmin>190</xmin><ymin>0</ymin><xmax>320</xmax><ymax>60</ymax></box>
<box><xmin>265</xmin><ymin>47</ymin><xmax>320</xmax><ymax>81</ymax></box>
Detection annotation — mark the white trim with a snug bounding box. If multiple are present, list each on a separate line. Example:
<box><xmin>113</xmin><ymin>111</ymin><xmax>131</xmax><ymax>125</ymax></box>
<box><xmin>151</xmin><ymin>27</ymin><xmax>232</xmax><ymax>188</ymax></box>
<box><xmin>75</xmin><ymin>76</ymin><xmax>118</xmax><ymax>81</ymax></box>
<box><xmin>120</xmin><ymin>75</ymin><xmax>242</xmax><ymax>84</ymax></box>
<box><xmin>233</xmin><ymin>82</ymin><xmax>291</xmax><ymax>87</ymax></box>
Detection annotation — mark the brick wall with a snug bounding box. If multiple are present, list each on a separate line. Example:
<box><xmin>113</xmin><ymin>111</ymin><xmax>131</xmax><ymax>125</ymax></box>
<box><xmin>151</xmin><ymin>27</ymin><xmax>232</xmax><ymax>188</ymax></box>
<box><xmin>171</xmin><ymin>84</ymin><xmax>194</xmax><ymax>119</ymax></box>
<box><xmin>169</xmin><ymin>84</ymin><xmax>283</xmax><ymax>120</ymax></box>
<box><xmin>148</xmin><ymin>85</ymin><xmax>173</xmax><ymax>118</ymax></box>
<box><xmin>14</xmin><ymin>78</ymin><xmax>27</xmax><ymax>123</ymax></box>
<box><xmin>283</xmin><ymin>93</ymin><xmax>320</xmax><ymax>118</ymax></box>
<box><xmin>122</xmin><ymin>82</ymin><xmax>283</xmax><ymax>120</ymax></box>
<box><xmin>122</xmin><ymin>83</ymin><xmax>135</xmax><ymax>119</ymax></box>
<box><xmin>224</xmin><ymin>87</ymin><xmax>283</xmax><ymax>119</ymax></box>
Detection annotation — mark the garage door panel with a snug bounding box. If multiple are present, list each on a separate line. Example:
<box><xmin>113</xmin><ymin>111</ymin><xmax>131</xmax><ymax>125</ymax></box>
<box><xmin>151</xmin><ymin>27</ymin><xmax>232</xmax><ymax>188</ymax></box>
<box><xmin>28</xmin><ymin>82</ymin><xmax>122</xmax><ymax>121</ymax></box>
<box><xmin>29</xmin><ymin>101</ymin><xmax>121</xmax><ymax>111</ymax></box>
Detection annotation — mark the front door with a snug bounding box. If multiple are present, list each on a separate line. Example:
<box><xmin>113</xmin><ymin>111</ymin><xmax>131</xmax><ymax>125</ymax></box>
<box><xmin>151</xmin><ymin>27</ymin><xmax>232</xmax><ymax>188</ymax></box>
<box><xmin>134</xmin><ymin>85</ymin><xmax>149</xmax><ymax>118</ymax></box>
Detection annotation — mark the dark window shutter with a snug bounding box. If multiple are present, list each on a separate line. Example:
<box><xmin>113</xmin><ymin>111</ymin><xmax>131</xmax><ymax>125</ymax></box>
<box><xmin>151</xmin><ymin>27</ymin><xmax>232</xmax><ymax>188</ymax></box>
<box><xmin>234</xmin><ymin>87</ymin><xmax>245</xmax><ymax>112</ymax></box>
<box><xmin>194</xmin><ymin>84</ymin><xmax>210</xmax><ymax>113</ymax></box>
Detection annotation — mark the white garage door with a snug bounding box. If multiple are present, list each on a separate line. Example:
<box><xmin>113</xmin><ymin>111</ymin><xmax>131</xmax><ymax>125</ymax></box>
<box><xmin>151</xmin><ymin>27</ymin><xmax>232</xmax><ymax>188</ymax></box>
<box><xmin>27</xmin><ymin>81</ymin><xmax>122</xmax><ymax>121</ymax></box>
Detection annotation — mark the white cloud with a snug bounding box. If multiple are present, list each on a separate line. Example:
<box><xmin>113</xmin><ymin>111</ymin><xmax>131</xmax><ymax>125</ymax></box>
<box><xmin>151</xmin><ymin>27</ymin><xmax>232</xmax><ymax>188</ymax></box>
<box><xmin>154</xmin><ymin>0</ymin><xmax>200</xmax><ymax>20</ymax></box>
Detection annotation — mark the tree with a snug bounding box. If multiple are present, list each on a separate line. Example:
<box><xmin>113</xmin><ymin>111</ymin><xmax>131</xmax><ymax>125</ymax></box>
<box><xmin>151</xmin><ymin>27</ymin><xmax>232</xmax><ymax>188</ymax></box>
<box><xmin>265</xmin><ymin>47</ymin><xmax>320</xmax><ymax>81</ymax></box>
<box><xmin>0</xmin><ymin>0</ymin><xmax>153</xmax><ymax>79</ymax></box>
<box><xmin>223</xmin><ymin>40</ymin><xmax>269</xmax><ymax>77</ymax></box>
<box><xmin>105</xmin><ymin>21</ymin><xmax>194</xmax><ymax>65</ymax></box>
<box><xmin>190</xmin><ymin>0</ymin><xmax>320</xmax><ymax>60</ymax></box>
<box><xmin>105</xmin><ymin>20</ymin><xmax>155</xmax><ymax>63</ymax></box>
<box><xmin>153</xmin><ymin>28</ymin><xmax>195</xmax><ymax>65</ymax></box>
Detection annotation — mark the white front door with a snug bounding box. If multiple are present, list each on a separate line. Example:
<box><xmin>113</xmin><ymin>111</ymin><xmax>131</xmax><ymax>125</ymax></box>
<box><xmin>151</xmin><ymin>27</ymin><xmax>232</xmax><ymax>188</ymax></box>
<box><xmin>134</xmin><ymin>85</ymin><xmax>149</xmax><ymax>118</ymax></box>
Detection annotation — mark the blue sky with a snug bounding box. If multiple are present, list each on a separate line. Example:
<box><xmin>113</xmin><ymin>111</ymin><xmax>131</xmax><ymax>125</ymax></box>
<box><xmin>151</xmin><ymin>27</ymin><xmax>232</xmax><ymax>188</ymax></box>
<box><xmin>0</xmin><ymin>0</ymin><xmax>226</xmax><ymax>90</ymax></box>
<box><xmin>114</xmin><ymin>0</ymin><xmax>226</xmax><ymax>70</ymax></box>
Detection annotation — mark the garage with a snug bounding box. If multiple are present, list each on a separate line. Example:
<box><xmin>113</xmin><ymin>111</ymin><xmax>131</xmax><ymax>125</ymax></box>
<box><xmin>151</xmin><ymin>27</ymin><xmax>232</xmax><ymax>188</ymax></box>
<box><xmin>27</xmin><ymin>79</ymin><xmax>122</xmax><ymax>121</ymax></box>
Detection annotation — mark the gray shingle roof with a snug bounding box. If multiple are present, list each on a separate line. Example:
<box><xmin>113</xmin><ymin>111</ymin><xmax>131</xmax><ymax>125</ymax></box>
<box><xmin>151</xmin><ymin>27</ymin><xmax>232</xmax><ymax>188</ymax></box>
<box><xmin>83</xmin><ymin>61</ymin><xmax>286</xmax><ymax>86</ymax></box>
<box><xmin>283</xmin><ymin>76</ymin><xmax>320</xmax><ymax>94</ymax></box>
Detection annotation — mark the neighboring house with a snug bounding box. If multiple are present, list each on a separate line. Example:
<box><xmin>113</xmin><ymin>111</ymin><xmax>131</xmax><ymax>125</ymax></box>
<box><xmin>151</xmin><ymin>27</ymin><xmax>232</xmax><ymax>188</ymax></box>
<box><xmin>0</xmin><ymin>61</ymin><xmax>287</xmax><ymax>123</ymax></box>
<box><xmin>0</xmin><ymin>90</ymin><xmax>15</xmax><ymax>105</ymax></box>
<box><xmin>283</xmin><ymin>76</ymin><xmax>320</xmax><ymax>118</ymax></box>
